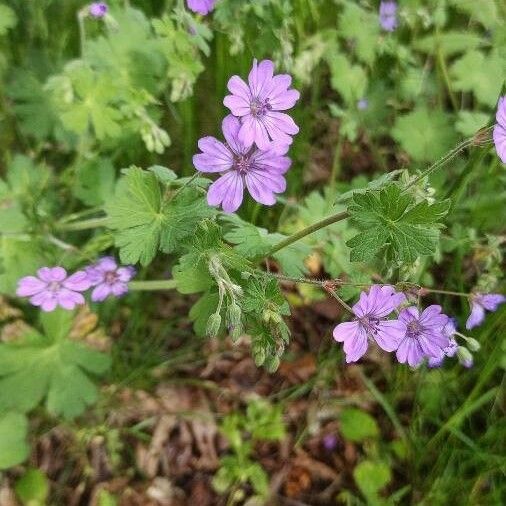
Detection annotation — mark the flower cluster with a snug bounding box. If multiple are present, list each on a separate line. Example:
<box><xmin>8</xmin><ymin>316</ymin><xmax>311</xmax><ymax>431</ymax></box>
<box><xmin>16</xmin><ymin>257</ymin><xmax>135</xmax><ymax>312</ymax></box>
<box><xmin>193</xmin><ymin>59</ymin><xmax>300</xmax><ymax>213</ymax></box>
<box><xmin>333</xmin><ymin>285</ymin><xmax>504</xmax><ymax>367</ymax></box>
<box><xmin>187</xmin><ymin>0</ymin><xmax>215</xmax><ymax>15</ymax></box>
<box><xmin>493</xmin><ymin>95</ymin><xmax>506</xmax><ymax>164</ymax></box>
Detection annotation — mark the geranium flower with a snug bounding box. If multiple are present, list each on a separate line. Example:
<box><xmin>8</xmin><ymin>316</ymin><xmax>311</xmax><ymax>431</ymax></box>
<box><xmin>466</xmin><ymin>293</ymin><xmax>505</xmax><ymax>330</ymax></box>
<box><xmin>396</xmin><ymin>305</ymin><xmax>450</xmax><ymax>367</ymax></box>
<box><xmin>379</xmin><ymin>1</ymin><xmax>398</xmax><ymax>32</ymax></box>
<box><xmin>16</xmin><ymin>267</ymin><xmax>90</xmax><ymax>312</ymax></box>
<box><xmin>193</xmin><ymin>115</ymin><xmax>291</xmax><ymax>213</ymax></box>
<box><xmin>223</xmin><ymin>59</ymin><xmax>300</xmax><ymax>150</ymax></box>
<box><xmin>86</xmin><ymin>257</ymin><xmax>136</xmax><ymax>302</ymax></box>
<box><xmin>493</xmin><ymin>96</ymin><xmax>506</xmax><ymax>163</ymax></box>
<box><xmin>333</xmin><ymin>285</ymin><xmax>406</xmax><ymax>363</ymax></box>
<box><xmin>89</xmin><ymin>2</ymin><xmax>108</xmax><ymax>18</ymax></box>
<box><xmin>187</xmin><ymin>0</ymin><xmax>215</xmax><ymax>15</ymax></box>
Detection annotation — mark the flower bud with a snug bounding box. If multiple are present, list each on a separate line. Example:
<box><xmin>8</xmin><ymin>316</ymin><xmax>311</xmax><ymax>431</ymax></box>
<box><xmin>464</xmin><ymin>337</ymin><xmax>481</xmax><ymax>352</ymax></box>
<box><xmin>227</xmin><ymin>303</ymin><xmax>242</xmax><ymax>327</ymax></box>
<box><xmin>457</xmin><ymin>346</ymin><xmax>473</xmax><ymax>368</ymax></box>
<box><xmin>206</xmin><ymin>312</ymin><xmax>221</xmax><ymax>338</ymax></box>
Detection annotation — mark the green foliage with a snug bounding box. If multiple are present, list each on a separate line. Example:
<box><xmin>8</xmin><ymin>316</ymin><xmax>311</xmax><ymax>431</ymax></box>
<box><xmin>0</xmin><ymin>3</ymin><xmax>16</xmax><ymax>35</ymax></box>
<box><xmin>0</xmin><ymin>310</ymin><xmax>110</xmax><ymax>419</ymax></box>
<box><xmin>73</xmin><ymin>158</ymin><xmax>116</xmax><ymax>206</ymax></box>
<box><xmin>0</xmin><ymin>412</ymin><xmax>29</xmax><ymax>470</ymax></box>
<box><xmin>353</xmin><ymin>460</ymin><xmax>392</xmax><ymax>504</ymax></box>
<box><xmin>213</xmin><ymin>399</ymin><xmax>285</xmax><ymax>499</ymax></box>
<box><xmin>392</xmin><ymin>107</ymin><xmax>457</xmax><ymax>162</ymax></box>
<box><xmin>328</xmin><ymin>53</ymin><xmax>367</xmax><ymax>105</ymax></box>
<box><xmin>450</xmin><ymin>50</ymin><xmax>505</xmax><ymax>107</ymax></box>
<box><xmin>340</xmin><ymin>408</ymin><xmax>379</xmax><ymax>442</ymax></box>
<box><xmin>223</xmin><ymin>214</ymin><xmax>310</xmax><ymax>277</ymax></box>
<box><xmin>347</xmin><ymin>184</ymin><xmax>450</xmax><ymax>263</ymax></box>
<box><xmin>106</xmin><ymin>167</ymin><xmax>213</xmax><ymax>265</ymax></box>
<box><xmin>15</xmin><ymin>469</ymin><xmax>49</xmax><ymax>506</ymax></box>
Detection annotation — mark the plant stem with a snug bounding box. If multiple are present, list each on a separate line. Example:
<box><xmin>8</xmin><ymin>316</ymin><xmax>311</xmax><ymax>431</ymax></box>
<box><xmin>264</xmin><ymin>210</ymin><xmax>349</xmax><ymax>257</ymax></box>
<box><xmin>129</xmin><ymin>280</ymin><xmax>178</xmax><ymax>291</ymax></box>
<box><xmin>56</xmin><ymin>216</ymin><xmax>109</xmax><ymax>231</ymax></box>
<box><xmin>435</xmin><ymin>29</ymin><xmax>459</xmax><ymax>111</ymax></box>
<box><xmin>422</xmin><ymin>288</ymin><xmax>470</xmax><ymax>298</ymax></box>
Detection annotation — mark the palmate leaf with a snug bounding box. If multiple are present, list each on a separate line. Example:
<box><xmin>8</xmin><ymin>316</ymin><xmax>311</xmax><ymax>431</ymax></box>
<box><xmin>0</xmin><ymin>310</ymin><xmax>110</xmax><ymax>420</ymax></box>
<box><xmin>450</xmin><ymin>50</ymin><xmax>504</xmax><ymax>107</ymax></box>
<box><xmin>392</xmin><ymin>107</ymin><xmax>457</xmax><ymax>163</ymax></box>
<box><xmin>346</xmin><ymin>184</ymin><xmax>450</xmax><ymax>263</ymax></box>
<box><xmin>106</xmin><ymin>167</ymin><xmax>214</xmax><ymax>265</ymax></box>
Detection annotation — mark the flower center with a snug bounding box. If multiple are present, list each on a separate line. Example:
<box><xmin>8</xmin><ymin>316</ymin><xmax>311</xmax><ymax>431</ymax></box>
<box><xmin>250</xmin><ymin>97</ymin><xmax>272</xmax><ymax>117</ymax></box>
<box><xmin>105</xmin><ymin>271</ymin><xmax>118</xmax><ymax>284</ymax></box>
<box><xmin>359</xmin><ymin>315</ymin><xmax>381</xmax><ymax>337</ymax></box>
<box><xmin>233</xmin><ymin>155</ymin><xmax>251</xmax><ymax>175</ymax></box>
<box><xmin>406</xmin><ymin>320</ymin><xmax>422</xmax><ymax>339</ymax></box>
<box><xmin>48</xmin><ymin>281</ymin><xmax>61</xmax><ymax>292</ymax></box>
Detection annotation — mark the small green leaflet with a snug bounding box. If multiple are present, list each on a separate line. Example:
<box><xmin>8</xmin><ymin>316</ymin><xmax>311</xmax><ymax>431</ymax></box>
<box><xmin>0</xmin><ymin>412</ymin><xmax>29</xmax><ymax>470</ymax></box>
<box><xmin>328</xmin><ymin>53</ymin><xmax>367</xmax><ymax>106</ymax></box>
<box><xmin>0</xmin><ymin>310</ymin><xmax>110</xmax><ymax>420</ymax></box>
<box><xmin>346</xmin><ymin>184</ymin><xmax>450</xmax><ymax>263</ymax></box>
<box><xmin>0</xmin><ymin>4</ymin><xmax>16</xmax><ymax>35</ymax></box>
<box><xmin>106</xmin><ymin>167</ymin><xmax>214</xmax><ymax>265</ymax></box>
<box><xmin>413</xmin><ymin>31</ymin><xmax>484</xmax><ymax>57</ymax></box>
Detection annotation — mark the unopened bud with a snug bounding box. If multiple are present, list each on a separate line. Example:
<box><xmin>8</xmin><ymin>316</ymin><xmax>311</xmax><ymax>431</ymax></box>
<box><xmin>227</xmin><ymin>303</ymin><xmax>242</xmax><ymax>327</ymax></box>
<box><xmin>206</xmin><ymin>313</ymin><xmax>221</xmax><ymax>338</ymax></box>
<box><xmin>457</xmin><ymin>346</ymin><xmax>473</xmax><ymax>368</ymax></box>
<box><xmin>464</xmin><ymin>337</ymin><xmax>481</xmax><ymax>352</ymax></box>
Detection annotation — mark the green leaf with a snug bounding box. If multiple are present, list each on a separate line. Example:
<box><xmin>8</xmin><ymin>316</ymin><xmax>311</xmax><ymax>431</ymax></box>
<box><xmin>413</xmin><ymin>31</ymin><xmax>484</xmax><ymax>56</ymax></box>
<box><xmin>223</xmin><ymin>215</ymin><xmax>310</xmax><ymax>277</ymax></box>
<box><xmin>328</xmin><ymin>54</ymin><xmax>367</xmax><ymax>105</ymax></box>
<box><xmin>189</xmin><ymin>291</ymin><xmax>220</xmax><ymax>336</ymax></box>
<box><xmin>15</xmin><ymin>469</ymin><xmax>49</xmax><ymax>505</ymax></box>
<box><xmin>340</xmin><ymin>408</ymin><xmax>379</xmax><ymax>442</ymax></box>
<box><xmin>74</xmin><ymin>158</ymin><xmax>116</xmax><ymax>206</ymax></box>
<box><xmin>0</xmin><ymin>4</ymin><xmax>17</xmax><ymax>35</ymax></box>
<box><xmin>148</xmin><ymin>165</ymin><xmax>178</xmax><ymax>184</ymax></box>
<box><xmin>455</xmin><ymin>111</ymin><xmax>490</xmax><ymax>137</ymax></box>
<box><xmin>107</xmin><ymin>167</ymin><xmax>213</xmax><ymax>265</ymax></box>
<box><xmin>0</xmin><ymin>412</ymin><xmax>29</xmax><ymax>470</ymax></box>
<box><xmin>0</xmin><ymin>311</ymin><xmax>110</xmax><ymax>419</ymax></box>
<box><xmin>0</xmin><ymin>237</ymin><xmax>53</xmax><ymax>295</ymax></box>
<box><xmin>337</xmin><ymin>2</ymin><xmax>379</xmax><ymax>65</ymax></box>
<box><xmin>450</xmin><ymin>50</ymin><xmax>504</xmax><ymax>107</ymax></box>
<box><xmin>449</xmin><ymin>0</ymin><xmax>499</xmax><ymax>29</ymax></box>
<box><xmin>392</xmin><ymin>107</ymin><xmax>457</xmax><ymax>162</ymax></box>
<box><xmin>353</xmin><ymin>460</ymin><xmax>392</xmax><ymax>503</ymax></box>
<box><xmin>347</xmin><ymin>184</ymin><xmax>450</xmax><ymax>263</ymax></box>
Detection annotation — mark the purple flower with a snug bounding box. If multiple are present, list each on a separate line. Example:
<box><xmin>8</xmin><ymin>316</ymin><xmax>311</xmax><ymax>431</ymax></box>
<box><xmin>466</xmin><ymin>293</ymin><xmax>505</xmax><ymax>330</ymax></box>
<box><xmin>333</xmin><ymin>285</ymin><xmax>406</xmax><ymax>363</ymax></box>
<box><xmin>379</xmin><ymin>1</ymin><xmax>398</xmax><ymax>32</ymax></box>
<box><xmin>187</xmin><ymin>0</ymin><xmax>215</xmax><ymax>15</ymax></box>
<box><xmin>223</xmin><ymin>59</ymin><xmax>300</xmax><ymax>150</ymax></box>
<box><xmin>86</xmin><ymin>257</ymin><xmax>136</xmax><ymax>302</ymax></box>
<box><xmin>357</xmin><ymin>98</ymin><xmax>369</xmax><ymax>110</ymax></box>
<box><xmin>493</xmin><ymin>96</ymin><xmax>506</xmax><ymax>163</ymax></box>
<box><xmin>16</xmin><ymin>267</ymin><xmax>90</xmax><ymax>312</ymax></box>
<box><xmin>396</xmin><ymin>305</ymin><xmax>450</xmax><ymax>367</ymax></box>
<box><xmin>89</xmin><ymin>2</ymin><xmax>108</xmax><ymax>18</ymax></box>
<box><xmin>193</xmin><ymin>115</ymin><xmax>291</xmax><ymax>213</ymax></box>
<box><xmin>428</xmin><ymin>319</ymin><xmax>458</xmax><ymax>368</ymax></box>
<box><xmin>322</xmin><ymin>434</ymin><xmax>337</xmax><ymax>451</ymax></box>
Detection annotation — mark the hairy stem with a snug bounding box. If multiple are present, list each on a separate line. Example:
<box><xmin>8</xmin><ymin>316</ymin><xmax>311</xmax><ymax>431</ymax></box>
<box><xmin>56</xmin><ymin>216</ymin><xmax>109</xmax><ymax>231</ymax></box>
<box><xmin>129</xmin><ymin>280</ymin><xmax>178</xmax><ymax>291</ymax></box>
<box><xmin>264</xmin><ymin>210</ymin><xmax>349</xmax><ymax>257</ymax></box>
